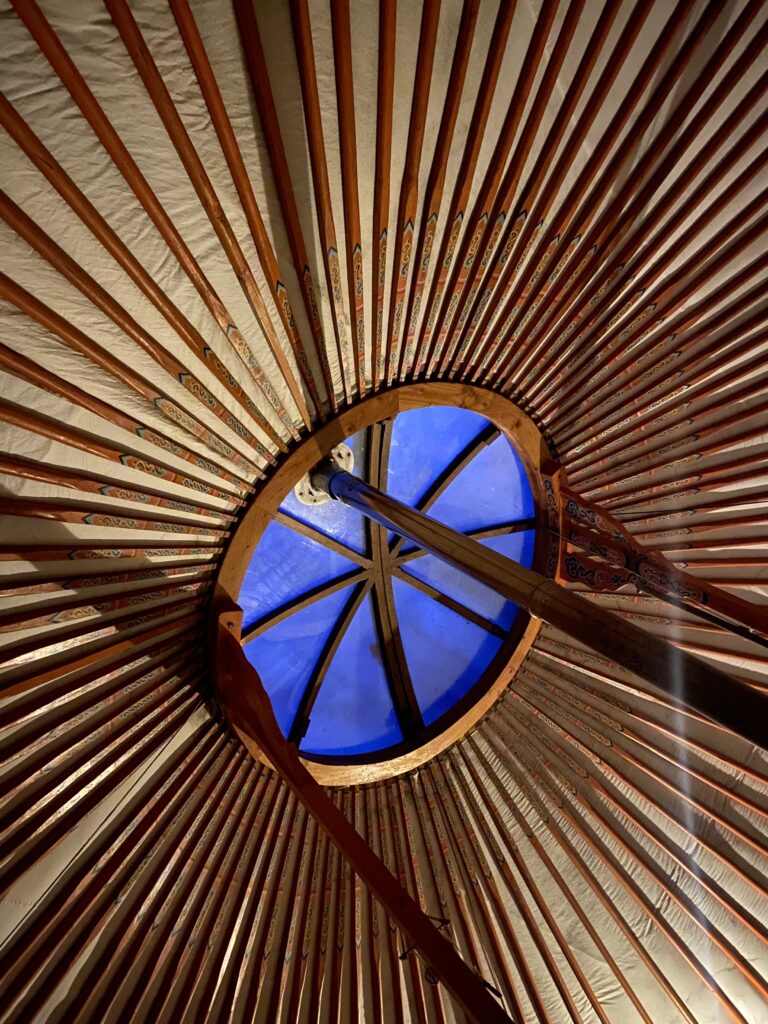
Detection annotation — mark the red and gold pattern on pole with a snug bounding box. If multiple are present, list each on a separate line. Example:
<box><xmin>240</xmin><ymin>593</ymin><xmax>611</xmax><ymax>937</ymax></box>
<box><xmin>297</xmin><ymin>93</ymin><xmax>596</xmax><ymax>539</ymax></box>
<box><xmin>557</xmin><ymin>486</ymin><xmax>768</xmax><ymax>640</ymax></box>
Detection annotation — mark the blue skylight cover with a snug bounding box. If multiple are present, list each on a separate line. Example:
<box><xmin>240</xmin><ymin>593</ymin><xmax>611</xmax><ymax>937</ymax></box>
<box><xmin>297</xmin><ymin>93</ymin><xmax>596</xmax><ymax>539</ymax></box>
<box><xmin>392</xmin><ymin>576</ymin><xmax>504</xmax><ymax>726</ymax></box>
<box><xmin>239</xmin><ymin>520</ymin><xmax>356</xmax><ymax>632</ymax></box>
<box><xmin>238</xmin><ymin>405</ymin><xmax>536</xmax><ymax>760</ymax></box>
<box><xmin>301</xmin><ymin>595</ymin><xmax>403</xmax><ymax>756</ymax></box>
<box><xmin>244</xmin><ymin>586</ymin><xmax>356</xmax><ymax>738</ymax></box>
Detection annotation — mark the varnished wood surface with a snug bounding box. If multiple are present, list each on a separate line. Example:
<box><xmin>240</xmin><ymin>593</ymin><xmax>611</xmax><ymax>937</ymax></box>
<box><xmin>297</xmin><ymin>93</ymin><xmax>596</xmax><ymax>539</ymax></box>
<box><xmin>326</xmin><ymin>465</ymin><xmax>768</xmax><ymax>748</ymax></box>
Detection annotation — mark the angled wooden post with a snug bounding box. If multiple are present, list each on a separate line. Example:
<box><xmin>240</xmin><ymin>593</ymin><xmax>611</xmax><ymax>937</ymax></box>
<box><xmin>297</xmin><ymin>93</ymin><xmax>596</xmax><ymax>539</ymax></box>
<box><xmin>212</xmin><ymin>600</ymin><xmax>514</xmax><ymax>1024</ymax></box>
<box><xmin>311</xmin><ymin>461</ymin><xmax>768</xmax><ymax>748</ymax></box>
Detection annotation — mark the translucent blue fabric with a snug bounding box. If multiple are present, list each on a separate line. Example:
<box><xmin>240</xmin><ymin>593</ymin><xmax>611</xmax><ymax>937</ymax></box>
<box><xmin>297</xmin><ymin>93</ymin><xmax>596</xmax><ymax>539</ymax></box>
<box><xmin>401</xmin><ymin>550</ymin><xmax>516</xmax><ymax>629</ymax></box>
<box><xmin>301</xmin><ymin>594</ymin><xmax>403</xmax><ymax>755</ymax></box>
<box><xmin>393</xmin><ymin>576</ymin><xmax>505</xmax><ymax>726</ymax></box>
<box><xmin>244</xmin><ymin>586</ymin><xmax>355</xmax><ymax>737</ymax></box>
<box><xmin>428</xmin><ymin>435</ymin><xmax>534</xmax><ymax>531</ymax></box>
<box><xmin>387</xmin><ymin>406</ymin><xmax>489</xmax><ymax>507</ymax></box>
<box><xmin>239</xmin><ymin>520</ymin><xmax>355</xmax><ymax>633</ymax></box>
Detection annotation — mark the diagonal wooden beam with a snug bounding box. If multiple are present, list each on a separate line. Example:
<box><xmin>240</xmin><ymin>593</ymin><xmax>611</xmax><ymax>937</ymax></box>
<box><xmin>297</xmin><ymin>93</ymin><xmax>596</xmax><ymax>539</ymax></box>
<box><xmin>0</xmin><ymin>495</ymin><xmax>226</xmax><ymax>539</ymax></box>
<box><xmin>557</xmin><ymin>277</ymin><xmax>768</xmax><ymax>456</ymax></box>
<box><xmin>313</xmin><ymin>462</ymin><xmax>768</xmax><ymax>748</ymax></box>
<box><xmin>286</xmin><ymin>578</ymin><xmax>373</xmax><ymax>745</ymax></box>
<box><xmin>232</xmin><ymin>0</ymin><xmax>336</xmax><ymax>410</ymax></box>
<box><xmin>0</xmin><ymin>346</ymin><xmax>243</xmax><ymax>505</ymax></box>
<box><xmin>0</xmin><ymin>591</ymin><xmax>206</xmax><ymax>669</ymax></box>
<box><xmin>397</xmin><ymin>0</ymin><xmax>480</xmax><ymax>380</ymax></box>
<box><xmin>330</xmin><ymin>0</ymin><xmax>366</xmax><ymax>397</ymax></box>
<box><xmin>435</xmin><ymin>0</ymin><xmax>569</xmax><ymax>377</ymax></box>
<box><xmin>0</xmin><ymin>184</ymin><xmax>273</xmax><ymax>478</ymax></box>
<box><xmin>241</xmin><ymin>568</ymin><xmax>370</xmax><ymax>644</ymax></box>
<box><xmin>0</xmin><ymin>102</ymin><xmax>283</xmax><ymax>456</ymax></box>
<box><xmin>370</xmin><ymin>0</ymin><xmax>396</xmax><ymax>388</ymax></box>
<box><xmin>0</xmin><ymin>573</ymin><xmax>211</xmax><ymax>633</ymax></box>
<box><xmin>463</xmin><ymin>519</ymin><xmax>537</xmax><ymax>543</ymax></box>
<box><xmin>12</xmin><ymin>0</ymin><xmax>295</xmax><ymax>442</ymax></box>
<box><xmin>290</xmin><ymin>0</ymin><xmax>355</xmax><ymax>404</ymax></box>
<box><xmin>0</xmin><ymin>271</ymin><xmax>257</xmax><ymax>490</ymax></box>
<box><xmin>382</xmin><ymin>0</ymin><xmax>441</xmax><ymax>385</ymax></box>
<box><xmin>531</xmin><ymin>190</ymin><xmax>768</xmax><ymax>427</ymax></box>
<box><xmin>515</xmin><ymin>9</ymin><xmax>768</xmax><ymax>408</ymax></box>
<box><xmin>481</xmin><ymin>0</ymin><xmax>708</xmax><ymax>389</ymax></box>
<box><xmin>273</xmin><ymin>511</ymin><xmax>373</xmax><ymax>568</ymax></box>
<box><xmin>531</xmin><ymin>92</ymin><xmax>768</xmax><ymax>421</ymax></box>
<box><xmin>169</xmin><ymin>0</ymin><xmax>327</xmax><ymax>417</ymax></box>
<box><xmin>408</xmin><ymin>0</ymin><xmax>516</xmax><ymax>380</ymax></box>
<box><xmin>0</xmin><ymin>541</ymin><xmax>220</xmax><ymax>562</ymax></box>
<box><xmin>0</xmin><ymin>450</ymin><xmax>231</xmax><ymax>526</ymax></box>
<box><xmin>451</xmin><ymin>0</ymin><xmax>620</xmax><ymax>383</ymax></box>
<box><xmin>560</xmin><ymin>486</ymin><xmax>768</xmax><ymax>644</ymax></box>
<box><xmin>214</xmin><ymin>601</ymin><xmax>514</xmax><ymax>1024</ymax></box>
<box><xmin>105</xmin><ymin>0</ymin><xmax>309</xmax><ymax>433</ymax></box>
<box><xmin>0</xmin><ymin>560</ymin><xmax>216</xmax><ymax>598</ymax></box>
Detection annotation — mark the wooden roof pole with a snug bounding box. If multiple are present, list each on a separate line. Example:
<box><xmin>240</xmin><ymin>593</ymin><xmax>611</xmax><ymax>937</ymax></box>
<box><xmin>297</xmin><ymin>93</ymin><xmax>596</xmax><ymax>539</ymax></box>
<box><xmin>311</xmin><ymin>462</ymin><xmax>768</xmax><ymax>749</ymax></box>
<box><xmin>213</xmin><ymin>605</ymin><xmax>514</xmax><ymax>1024</ymax></box>
<box><xmin>558</xmin><ymin>485</ymin><xmax>768</xmax><ymax>644</ymax></box>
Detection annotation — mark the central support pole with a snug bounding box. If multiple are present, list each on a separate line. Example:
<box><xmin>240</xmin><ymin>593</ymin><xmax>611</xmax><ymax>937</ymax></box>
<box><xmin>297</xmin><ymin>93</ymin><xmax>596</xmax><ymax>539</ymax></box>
<box><xmin>311</xmin><ymin>460</ymin><xmax>768</xmax><ymax>749</ymax></box>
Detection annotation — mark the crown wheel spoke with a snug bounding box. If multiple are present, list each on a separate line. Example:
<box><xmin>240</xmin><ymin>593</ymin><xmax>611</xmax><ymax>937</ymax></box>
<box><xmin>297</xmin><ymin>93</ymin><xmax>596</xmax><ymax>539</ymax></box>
<box><xmin>368</xmin><ymin>420</ymin><xmax>424</xmax><ymax>738</ymax></box>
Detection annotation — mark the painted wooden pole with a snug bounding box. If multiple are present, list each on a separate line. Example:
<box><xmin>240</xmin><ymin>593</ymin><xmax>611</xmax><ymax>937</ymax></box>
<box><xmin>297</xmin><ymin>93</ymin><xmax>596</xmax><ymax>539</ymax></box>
<box><xmin>558</xmin><ymin>485</ymin><xmax>768</xmax><ymax>644</ymax></box>
<box><xmin>311</xmin><ymin>461</ymin><xmax>768</xmax><ymax>749</ymax></box>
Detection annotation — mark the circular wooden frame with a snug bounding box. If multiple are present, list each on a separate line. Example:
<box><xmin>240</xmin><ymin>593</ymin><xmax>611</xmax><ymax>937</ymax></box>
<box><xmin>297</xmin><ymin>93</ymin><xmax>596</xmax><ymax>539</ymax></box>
<box><xmin>216</xmin><ymin>382</ymin><xmax>555</xmax><ymax>785</ymax></box>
